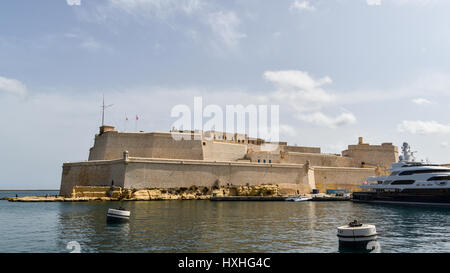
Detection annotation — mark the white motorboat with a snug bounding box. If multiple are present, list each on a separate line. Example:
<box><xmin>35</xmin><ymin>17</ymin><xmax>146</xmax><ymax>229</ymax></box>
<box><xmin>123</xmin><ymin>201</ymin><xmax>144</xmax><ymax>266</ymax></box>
<box><xmin>107</xmin><ymin>207</ymin><xmax>130</xmax><ymax>222</ymax></box>
<box><xmin>285</xmin><ymin>195</ymin><xmax>312</xmax><ymax>202</ymax></box>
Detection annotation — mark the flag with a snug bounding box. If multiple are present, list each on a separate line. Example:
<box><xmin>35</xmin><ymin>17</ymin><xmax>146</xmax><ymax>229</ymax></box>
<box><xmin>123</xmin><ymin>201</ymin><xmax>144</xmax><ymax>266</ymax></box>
<box><xmin>126</xmin><ymin>116</ymin><xmax>128</xmax><ymax>121</ymax></box>
<box><xmin>136</xmin><ymin>115</ymin><xmax>139</xmax><ymax>120</ymax></box>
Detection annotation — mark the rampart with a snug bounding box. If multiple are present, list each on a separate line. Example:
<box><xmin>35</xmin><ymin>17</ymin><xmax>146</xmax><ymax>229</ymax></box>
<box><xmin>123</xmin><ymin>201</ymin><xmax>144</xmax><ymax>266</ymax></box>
<box><xmin>60</xmin><ymin>156</ymin><xmax>311</xmax><ymax>196</ymax></box>
<box><xmin>88</xmin><ymin>131</ymin><xmax>204</xmax><ymax>161</ymax></box>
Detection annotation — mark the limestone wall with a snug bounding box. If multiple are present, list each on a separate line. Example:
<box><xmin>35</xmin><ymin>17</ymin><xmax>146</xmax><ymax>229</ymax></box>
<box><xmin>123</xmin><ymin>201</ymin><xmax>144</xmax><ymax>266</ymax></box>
<box><xmin>283</xmin><ymin>152</ymin><xmax>358</xmax><ymax>167</ymax></box>
<box><xmin>245</xmin><ymin>151</ymin><xmax>282</xmax><ymax>164</ymax></box>
<box><xmin>342</xmin><ymin>142</ymin><xmax>398</xmax><ymax>170</ymax></box>
<box><xmin>123</xmin><ymin>157</ymin><xmax>310</xmax><ymax>194</ymax></box>
<box><xmin>59</xmin><ymin>159</ymin><xmax>126</xmax><ymax>196</ymax></box>
<box><xmin>202</xmin><ymin>141</ymin><xmax>247</xmax><ymax>162</ymax></box>
<box><xmin>88</xmin><ymin>131</ymin><xmax>204</xmax><ymax>161</ymax></box>
<box><xmin>284</xmin><ymin>146</ymin><xmax>321</xmax><ymax>154</ymax></box>
<box><xmin>313</xmin><ymin>166</ymin><xmax>376</xmax><ymax>193</ymax></box>
<box><xmin>60</xmin><ymin>157</ymin><xmax>377</xmax><ymax>196</ymax></box>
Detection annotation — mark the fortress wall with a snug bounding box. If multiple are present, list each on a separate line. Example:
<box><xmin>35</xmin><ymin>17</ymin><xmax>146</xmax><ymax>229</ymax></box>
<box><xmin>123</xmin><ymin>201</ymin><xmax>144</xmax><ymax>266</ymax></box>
<box><xmin>59</xmin><ymin>158</ymin><xmax>374</xmax><ymax>196</ymax></box>
<box><xmin>283</xmin><ymin>152</ymin><xmax>358</xmax><ymax>167</ymax></box>
<box><xmin>88</xmin><ymin>131</ymin><xmax>204</xmax><ymax>161</ymax></box>
<box><xmin>342</xmin><ymin>143</ymin><xmax>398</xmax><ymax>170</ymax></box>
<box><xmin>313</xmin><ymin>167</ymin><xmax>376</xmax><ymax>193</ymax></box>
<box><xmin>150</xmin><ymin>133</ymin><xmax>204</xmax><ymax>160</ymax></box>
<box><xmin>59</xmin><ymin>160</ymin><xmax>126</xmax><ymax>196</ymax></box>
<box><xmin>245</xmin><ymin>152</ymin><xmax>281</xmax><ymax>163</ymax></box>
<box><xmin>202</xmin><ymin>141</ymin><xmax>247</xmax><ymax>162</ymax></box>
<box><xmin>123</xmin><ymin>158</ymin><xmax>310</xmax><ymax>194</ymax></box>
<box><xmin>284</xmin><ymin>146</ymin><xmax>321</xmax><ymax>154</ymax></box>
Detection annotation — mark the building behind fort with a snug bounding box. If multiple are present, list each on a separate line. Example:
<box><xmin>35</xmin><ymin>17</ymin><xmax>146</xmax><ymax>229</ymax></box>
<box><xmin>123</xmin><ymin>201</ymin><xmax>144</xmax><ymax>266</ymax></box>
<box><xmin>59</xmin><ymin>126</ymin><xmax>398</xmax><ymax>196</ymax></box>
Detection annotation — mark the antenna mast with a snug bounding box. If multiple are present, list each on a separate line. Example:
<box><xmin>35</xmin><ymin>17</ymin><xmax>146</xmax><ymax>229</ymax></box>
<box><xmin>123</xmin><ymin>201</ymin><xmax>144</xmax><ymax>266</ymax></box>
<box><xmin>101</xmin><ymin>94</ymin><xmax>113</xmax><ymax>126</ymax></box>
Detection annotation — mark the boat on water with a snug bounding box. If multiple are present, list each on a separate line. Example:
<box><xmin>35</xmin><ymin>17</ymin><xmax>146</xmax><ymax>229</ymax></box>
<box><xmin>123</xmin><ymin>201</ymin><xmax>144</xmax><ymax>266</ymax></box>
<box><xmin>352</xmin><ymin>142</ymin><xmax>450</xmax><ymax>206</ymax></box>
<box><xmin>106</xmin><ymin>207</ymin><xmax>130</xmax><ymax>222</ymax></box>
<box><xmin>285</xmin><ymin>195</ymin><xmax>312</xmax><ymax>202</ymax></box>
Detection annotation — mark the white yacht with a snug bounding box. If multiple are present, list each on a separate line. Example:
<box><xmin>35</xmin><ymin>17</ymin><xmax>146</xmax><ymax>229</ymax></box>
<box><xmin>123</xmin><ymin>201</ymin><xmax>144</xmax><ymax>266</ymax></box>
<box><xmin>352</xmin><ymin>142</ymin><xmax>450</xmax><ymax>206</ymax></box>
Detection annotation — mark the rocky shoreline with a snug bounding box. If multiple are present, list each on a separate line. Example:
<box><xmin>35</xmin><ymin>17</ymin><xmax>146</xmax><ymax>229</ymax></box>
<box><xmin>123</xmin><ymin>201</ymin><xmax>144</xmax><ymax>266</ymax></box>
<box><xmin>4</xmin><ymin>184</ymin><xmax>282</xmax><ymax>202</ymax></box>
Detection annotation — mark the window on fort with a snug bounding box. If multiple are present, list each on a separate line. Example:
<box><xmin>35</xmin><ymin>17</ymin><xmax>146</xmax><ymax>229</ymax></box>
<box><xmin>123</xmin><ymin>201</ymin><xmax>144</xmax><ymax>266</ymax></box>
<box><xmin>258</xmin><ymin>159</ymin><xmax>260</xmax><ymax>163</ymax></box>
<box><xmin>203</xmin><ymin>142</ymin><xmax>206</xmax><ymax>146</ymax></box>
<box><xmin>263</xmin><ymin>159</ymin><xmax>266</xmax><ymax>163</ymax></box>
<box><xmin>269</xmin><ymin>160</ymin><xmax>271</xmax><ymax>163</ymax></box>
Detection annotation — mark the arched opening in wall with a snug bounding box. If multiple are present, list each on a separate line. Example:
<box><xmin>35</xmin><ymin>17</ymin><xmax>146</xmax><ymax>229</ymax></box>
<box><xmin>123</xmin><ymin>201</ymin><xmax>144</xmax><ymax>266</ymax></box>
<box><xmin>203</xmin><ymin>142</ymin><xmax>206</xmax><ymax>146</ymax></box>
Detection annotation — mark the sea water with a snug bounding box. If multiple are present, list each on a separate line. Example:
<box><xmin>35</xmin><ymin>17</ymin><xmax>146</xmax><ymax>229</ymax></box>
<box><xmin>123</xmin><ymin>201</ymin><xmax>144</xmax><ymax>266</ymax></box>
<box><xmin>0</xmin><ymin>191</ymin><xmax>449</xmax><ymax>253</ymax></box>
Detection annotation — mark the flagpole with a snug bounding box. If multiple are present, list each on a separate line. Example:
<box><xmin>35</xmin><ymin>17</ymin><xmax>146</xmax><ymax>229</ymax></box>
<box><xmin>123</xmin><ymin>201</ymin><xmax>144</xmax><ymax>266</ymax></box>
<box><xmin>100</xmin><ymin>94</ymin><xmax>113</xmax><ymax>127</ymax></box>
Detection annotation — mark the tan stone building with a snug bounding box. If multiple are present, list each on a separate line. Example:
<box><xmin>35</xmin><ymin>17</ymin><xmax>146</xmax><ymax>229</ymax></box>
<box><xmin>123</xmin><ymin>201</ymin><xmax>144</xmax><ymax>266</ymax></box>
<box><xmin>59</xmin><ymin>126</ymin><xmax>398</xmax><ymax>196</ymax></box>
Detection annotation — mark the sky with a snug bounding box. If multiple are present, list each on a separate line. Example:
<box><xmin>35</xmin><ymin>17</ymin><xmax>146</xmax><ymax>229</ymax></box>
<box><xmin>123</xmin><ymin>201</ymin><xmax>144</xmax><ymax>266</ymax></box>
<box><xmin>2</xmin><ymin>0</ymin><xmax>450</xmax><ymax>189</ymax></box>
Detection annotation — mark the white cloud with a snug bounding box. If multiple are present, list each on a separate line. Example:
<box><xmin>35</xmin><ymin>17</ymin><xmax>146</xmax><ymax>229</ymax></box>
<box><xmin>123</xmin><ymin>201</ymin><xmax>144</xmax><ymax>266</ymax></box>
<box><xmin>279</xmin><ymin>124</ymin><xmax>297</xmax><ymax>137</ymax></box>
<box><xmin>366</xmin><ymin>0</ymin><xmax>381</xmax><ymax>6</ymax></box>
<box><xmin>390</xmin><ymin>0</ymin><xmax>441</xmax><ymax>6</ymax></box>
<box><xmin>65</xmin><ymin>32</ymin><xmax>106</xmax><ymax>51</ymax></box>
<box><xmin>80</xmin><ymin>38</ymin><xmax>102</xmax><ymax>50</ymax></box>
<box><xmin>335</xmin><ymin>72</ymin><xmax>450</xmax><ymax>106</ymax></box>
<box><xmin>0</xmin><ymin>76</ymin><xmax>27</xmax><ymax>96</ymax></box>
<box><xmin>86</xmin><ymin>1</ymin><xmax>246</xmax><ymax>50</ymax></box>
<box><xmin>264</xmin><ymin>70</ymin><xmax>356</xmax><ymax>128</ymax></box>
<box><xmin>207</xmin><ymin>11</ymin><xmax>246</xmax><ymax>48</ymax></box>
<box><xmin>397</xmin><ymin>120</ymin><xmax>450</xmax><ymax>134</ymax></box>
<box><xmin>264</xmin><ymin>70</ymin><xmax>332</xmax><ymax>91</ymax></box>
<box><xmin>107</xmin><ymin>0</ymin><xmax>202</xmax><ymax>18</ymax></box>
<box><xmin>67</xmin><ymin>0</ymin><xmax>81</xmax><ymax>6</ymax></box>
<box><xmin>264</xmin><ymin>70</ymin><xmax>334</xmax><ymax>113</ymax></box>
<box><xmin>412</xmin><ymin>98</ymin><xmax>432</xmax><ymax>105</ymax></box>
<box><xmin>299</xmin><ymin>112</ymin><xmax>357</xmax><ymax>128</ymax></box>
<box><xmin>441</xmin><ymin>141</ymin><xmax>448</xmax><ymax>148</ymax></box>
<box><xmin>290</xmin><ymin>1</ymin><xmax>315</xmax><ymax>11</ymax></box>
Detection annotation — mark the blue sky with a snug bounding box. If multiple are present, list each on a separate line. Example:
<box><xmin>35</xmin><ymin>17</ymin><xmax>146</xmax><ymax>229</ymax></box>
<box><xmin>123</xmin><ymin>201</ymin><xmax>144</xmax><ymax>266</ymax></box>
<box><xmin>2</xmin><ymin>0</ymin><xmax>450</xmax><ymax>189</ymax></box>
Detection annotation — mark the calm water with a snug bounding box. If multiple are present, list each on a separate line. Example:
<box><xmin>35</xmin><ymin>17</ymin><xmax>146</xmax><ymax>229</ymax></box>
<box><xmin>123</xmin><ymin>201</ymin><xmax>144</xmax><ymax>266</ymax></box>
<box><xmin>0</xmin><ymin>191</ymin><xmax>449</xmax><ymax>253</ymax></box>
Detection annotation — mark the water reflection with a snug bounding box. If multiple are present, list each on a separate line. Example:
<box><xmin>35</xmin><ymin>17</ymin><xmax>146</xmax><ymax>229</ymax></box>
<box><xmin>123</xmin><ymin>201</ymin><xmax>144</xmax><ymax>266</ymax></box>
<box><xmin>338</xmin><ymin>240</ymin><xmax>381</xmax><ymax>253</ymax></box>
<box><xmin>1</xmin><ymin>200</ymin><xmax>446</xmax><ymax>253</ymax></box>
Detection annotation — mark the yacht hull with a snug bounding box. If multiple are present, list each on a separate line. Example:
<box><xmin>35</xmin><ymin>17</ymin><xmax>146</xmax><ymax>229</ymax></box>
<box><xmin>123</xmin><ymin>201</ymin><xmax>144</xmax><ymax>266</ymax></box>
<box><xmin>352</xmin><ymin>190</ymin><xmax>450</xmax><ymax>207</ymax></box>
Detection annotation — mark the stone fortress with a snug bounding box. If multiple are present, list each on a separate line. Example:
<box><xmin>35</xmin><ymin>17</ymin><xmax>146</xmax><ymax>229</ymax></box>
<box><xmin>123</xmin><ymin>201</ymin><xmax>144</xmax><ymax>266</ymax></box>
<box><xmin>59</xmin><ymin>125</ymin><xmax>399</xmax><ymax>197</ymax></box>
